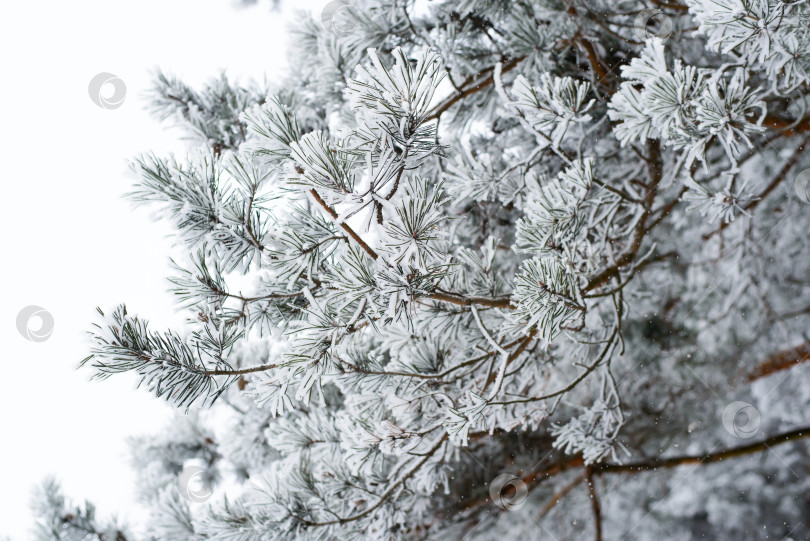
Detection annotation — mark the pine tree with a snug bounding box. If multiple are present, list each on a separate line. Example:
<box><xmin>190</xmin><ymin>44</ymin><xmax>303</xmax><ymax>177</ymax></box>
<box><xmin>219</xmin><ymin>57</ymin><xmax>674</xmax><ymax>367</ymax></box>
<box><xmin>33</xmin><ymin>0</ymin><xmax>810</xmax><ymax>539</ymax></box>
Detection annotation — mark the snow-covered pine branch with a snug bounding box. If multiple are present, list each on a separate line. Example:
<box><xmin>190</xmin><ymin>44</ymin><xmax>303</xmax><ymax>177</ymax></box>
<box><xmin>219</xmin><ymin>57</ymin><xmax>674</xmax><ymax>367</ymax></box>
<box><xmin>63</xmin><ymin>0</ymin><xmax>810</xmax><ymax>539</ymax></box>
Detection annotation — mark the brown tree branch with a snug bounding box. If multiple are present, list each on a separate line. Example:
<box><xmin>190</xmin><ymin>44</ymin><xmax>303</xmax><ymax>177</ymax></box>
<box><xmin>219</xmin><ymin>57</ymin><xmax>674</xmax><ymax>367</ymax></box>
<box><xmin>310</xmin><ymin>188</ymin><xmax>380</xmax><ymax>260</ymax></box>
<box><xmin>763</xmin><ymin>114</ymin><xmax>810</xmax><ymax>136</ymax></box>
<box><xmin>586</xmin><ymin>140</ymin><xmax>663</xmax><ymax>292</ymax></box>
<box><xmin>428</xmin><ymin>290</ymin><xmax>514</xmax><ymax>309</ymax></box>
<box><xmin>460</xmin><ymin>426</ymin><xmax>810</xmax><ymax>516</ymax></box>
<box><xmin>585</xmin><ymin>466</ymin><xmax>603</xmax><ymax>541</ymax></box>
<box><xmin>483</xmin><ymin>330</ymin><xmax>537</xmax><ymax>388</ymax></box>
<box><xmin>536</xmin><ymin>472</ymin><xmax>586</xmax><ymax>520</ymax></box>
<box><xmin>745</xmin><ymin>341</ymin><xmax>810</xmax><ymax>382</ymax></box>
<box><xmin>425</xmin><ymin>56</ymin><xmax>526</xmax><ymax>121</ymax></box>
<box><xmin>703</xmin><ymin>135</ymin><xmax>810</xmax><ymax>240</ymax></box>
<box><xmin>595</xmin><ymin>426</ymin><xmax>810</xmax><ymax>473</ymax></box>
<box><xmin>203</xmin><ymin>363</ymin><xmax>279</xmax><ymax>376</ymax></box>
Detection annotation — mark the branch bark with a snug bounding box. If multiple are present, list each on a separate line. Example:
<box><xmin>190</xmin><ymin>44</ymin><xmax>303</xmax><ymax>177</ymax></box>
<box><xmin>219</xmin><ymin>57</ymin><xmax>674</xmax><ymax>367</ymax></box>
<box><xmin>595</xmin><ymin>426</ymin><xmax>810</xmax><ymax>473</ymax></box>
<box><xmin>310</xmin><ymin>188</ymin><xmax>380</xmax><ymax>260</ymax></box>
<box><xmin>459</xmin><ymin>425</ymin><xmax>810</xmax><ymax>515</ymax></box>
<box><xmin>425</xmin><ymin>56</ymin><xmax>526</xmax><ymax>121</ymax></box>
<box><xmin>585</xmin><ymin>466</ymin><xmax>603</xmax><ymax>541</ymax></box>
<box><xmin>585</xmin><ymin>140</ymin><xmax>662</xmax><ymax>292</ymax></box>
<box><xmin>703</xmin><ymin>135</ymin><xmax>810</xmax><ymax>240</ymax></box>
<box><xmin>745</xmin><ymin>341</ymin><xmax>810</xmax><ymax>382</ymax></box>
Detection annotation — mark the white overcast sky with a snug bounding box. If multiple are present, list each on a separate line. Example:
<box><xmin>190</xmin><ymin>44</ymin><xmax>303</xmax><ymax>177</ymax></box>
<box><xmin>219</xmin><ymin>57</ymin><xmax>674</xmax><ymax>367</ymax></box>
<box><xmin>0</xmin><ymin>0</ymin><xmax>323</xmax><ymax>538</ymax></box>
